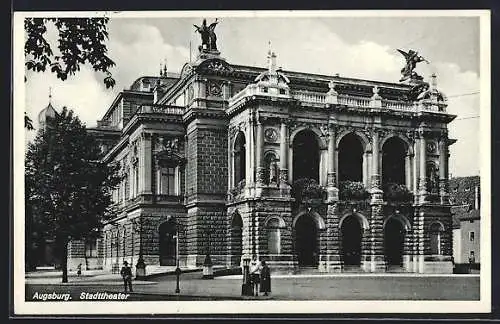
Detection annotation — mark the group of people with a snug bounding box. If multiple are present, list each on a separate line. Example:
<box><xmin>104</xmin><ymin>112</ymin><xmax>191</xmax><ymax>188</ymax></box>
<box><xmin>247</xmin><ymin>255</ymin><xmax>272</xmax><ymax>297</ymax></box>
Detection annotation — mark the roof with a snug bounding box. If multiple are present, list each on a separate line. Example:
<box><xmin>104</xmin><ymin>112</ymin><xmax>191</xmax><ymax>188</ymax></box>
<box><xmin>38</xmin><ymin>102</ymin><xmax>58</xmax><ymax>124</ymax></box>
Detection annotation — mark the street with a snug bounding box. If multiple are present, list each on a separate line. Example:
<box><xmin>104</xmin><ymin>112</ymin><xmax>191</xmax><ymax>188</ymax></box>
<box><xmin>25</xmin><ymin>271</ymin><xmax>480</xmax><ymax>301</ymax></box>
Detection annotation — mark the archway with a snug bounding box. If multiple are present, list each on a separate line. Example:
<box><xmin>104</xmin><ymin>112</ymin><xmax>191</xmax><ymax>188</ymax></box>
<box><xmin>294</xmin><ymin>213</ymin><xmax>319</xmax><ymax>267</ymax></box>
<box><xmin>341</xmin><ymin>215</ymin><xmax>362</xmax><ymax>266</ymax></box>
<box><xmin>382</xmin><ymin>137</ymin><xmax>407</xmax><ymax>185</ymax></box>
<box><xmin>384</xmin><ymin>217</ymin><xmax>406</xmax><ymax>267</ymax></box>
<box><xmin>230</xmin><ymin>212</ymin><xmax>243</xmax><ymax>266</ymax></box>
<box><xmin>338</xmin><ymin>133</ymin><xmax>364</xmax><ymax>183</ymax></box>
<box><xmin>293</xmin><ymin>130</ymin><xmax>320</xmax><ymax>182</ymax></box>
<box><xmin>159</xmin><ymin>219</ymin><xmax>177</xmax><ymax>266</ymax></box>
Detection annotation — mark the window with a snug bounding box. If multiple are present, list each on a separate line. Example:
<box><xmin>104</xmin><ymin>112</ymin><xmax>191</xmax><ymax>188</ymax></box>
<box><xmin>158</xmin><ymin>167</ymin><xmax>177</xmax><ymax>195</ymax></box>
<box><xmin>124</xmin><ymin>174</ymin><xmax>130</xmax><ymax>200</ymax></box>
<box><xmin>233</xmin><ymin>132</ymin><xmax>246</xmax><ymax>185</ymax></box>
<box><xmin>85</xmin><ymin>239</ymin><xmax>97</xmax><ymax>258</ymax></box>
<box><xmin>469</xmin><ymin>231</ymin><xmax>475</xmax><ymax>242</ymax></box>
<box><xmin>267</xmin><ymin>218</ymin><xmax>282</xmax><ymax>255</ymax></box>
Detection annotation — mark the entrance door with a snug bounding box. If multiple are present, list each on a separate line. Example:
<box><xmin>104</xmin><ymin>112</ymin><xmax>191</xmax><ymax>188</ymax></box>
<box><xmin>384</xmin><ymin>218</ymin><xmax>405</xmax><ymax>266</ymax></box>
<box><xmin>341</xmin><ymin>216</ymin><xmax>362</xmax><ymax>266</ymax></box>
<box><xmin>295</xmin><ymin>214</ymin><xmax>318</xmax><ymax>267</ymax></box>
<box><xmin>159</xmin><ymin>220</ymin><xmax>177</xmax><ymax>266</ymax></box>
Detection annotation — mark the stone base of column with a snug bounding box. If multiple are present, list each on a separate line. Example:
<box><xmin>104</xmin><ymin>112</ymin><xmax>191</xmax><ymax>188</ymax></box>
<box><xmin>366</xmin><ymin>255</ymin><xmax>386</xmax><ymax>272</ymax></box>
<box><xmin>403</xmin><ymin>255</ymin><xmax>413</xmax><ymax>272</ymax></box>
<box><xmin>318</xmin><ymin>254</ymin><xmax>342</xmax><ymax>273</ymax></box>
<box><xmin>370</xmin><ymin>174</ymin><xmax>383</xmax><ymax>202</ymax></box>
<box><xmin>326</xmin><ymin>186</ymin><xmax>339</xmax><ymax>203</ymax></box>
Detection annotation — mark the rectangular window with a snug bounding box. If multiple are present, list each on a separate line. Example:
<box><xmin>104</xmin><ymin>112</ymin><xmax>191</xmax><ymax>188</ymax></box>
<box><xmin>469</xmin><ymin>231</ymin><xmax>475</xmax><ymax>242</ymax></box>
<box><xmin>160</xmin><ymin>167</ymin><xmax>177</xmax><ymax>195</ymax></box>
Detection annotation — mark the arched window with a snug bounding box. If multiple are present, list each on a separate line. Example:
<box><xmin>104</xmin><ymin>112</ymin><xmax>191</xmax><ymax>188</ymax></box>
<box><xmin>430</xmin><ymin>222</ymin><xmax>444</xmax><ymax>255</ymax></box>
<box><xmin>338</xmin><ymin>133</ymin><xmax>364</xmax><ymax>183</ymax></box>
<box><xmin>382</xmin><ymin>137</ymin><xmax>407</xmax><ymax>185</ymax></box>
<box><xmin>267</xmin><ymin>218</ymin><xmax>282</xmax><ymax>255</ymax></box>
<box><xmin>234</xmin><ymin>132</ymin><xmax>246</xmax><ymax>185</ymax></box>
<box><xmin>293</xmin><ymin>130</ymin><xmax>320</xmax><ymax>182</ymax></box>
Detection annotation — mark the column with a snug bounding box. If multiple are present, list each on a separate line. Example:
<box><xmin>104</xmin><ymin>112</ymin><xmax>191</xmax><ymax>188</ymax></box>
<box><xmin>370</xmin><ymin>130</ymin><xmax>383</xmax><ymax>200</ymax></box>
<box><xmin>256</xmin><ymin>118</ymin><xmax>265</xmax><ymax>186</ymax></box>
<box><xmin>418</xmin><ymin>131</ymin><xmax>427</xmax><ymax>202</ymax></box>
<box><xmin>140</xmin><ymin>133</ymin><xmax>152</xmax><ymax>194</ymax></box>
<box><xmin>327</xmin><ymin>127</ymin><xmax>336</xmax><ymax>187</ymax></box>
<box><xmin>279</xmin><ymin>121</ymin><xmax>289</xmax><ymax>185</ymax></box>
<box><xmin>227</xmin><ymin>130</ymin><xmax>233</xmax><ymax>191</ymax></box>
<box><xmin>405</xmin><ymin>154</ymin><xmax>411</xmax><ymax>189</ymax></box>
<box><xmin>439</xmin><ymin>136</ymin><xmax>449</xmax><ymax>204</ymax></box>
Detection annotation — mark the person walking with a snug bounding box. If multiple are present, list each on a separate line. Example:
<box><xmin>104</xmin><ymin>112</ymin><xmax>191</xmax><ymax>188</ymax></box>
<box><xmin>120</xmin><ymin>261</ymin><xmax>133</xmax><ymax>293</ymax></box>
<box><xmin>259</xmin><ymin>260</ymin><xmax>271</xmax><ymax>297</ymax></box>
<box><xmin>249</xmin><ymin>255</ymin><xmax>261</xmax><ymax>297</ymax></box>
<box><xmin>77</xmin><ymin>263</ymin><xmax>82</xmax><ymax>277</ymax></box>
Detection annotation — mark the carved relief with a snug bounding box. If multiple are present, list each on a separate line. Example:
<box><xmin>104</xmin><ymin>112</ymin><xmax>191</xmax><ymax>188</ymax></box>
<box><xmin>426</xmin><ymin>141</ymin><xmax>437</xmax><ymax>154</ymax></box>
<box><xmin>187</xmin><ymin>84</ymin><xmax>194</xmax><ymax>103</ymax></box>
<box><xmin>207</xmin><ymin>80</ymin><xmax>223</xmax><ymax>97</ymax></box>
<box><xmin>264</xmin><ymin>127</ymin><xmax>278</xmax><ymax>143</ymax></box>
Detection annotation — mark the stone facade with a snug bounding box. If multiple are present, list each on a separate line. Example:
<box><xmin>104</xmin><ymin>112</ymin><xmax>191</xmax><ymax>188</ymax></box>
<box><xmin>67</xmin><ymin>35</ymin><xmax>456</xmax><ymax>274</ymax></box>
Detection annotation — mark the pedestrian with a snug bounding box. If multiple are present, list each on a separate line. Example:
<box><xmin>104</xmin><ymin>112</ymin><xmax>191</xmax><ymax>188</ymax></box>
<box><xmin>120</xmin><ymin>261</ymin><xmax>133</xmax><ymax>293</ymax></box>
<box><xmin>249</xmin><ymin>255</ymin><xmax>261</xmax><ymax>296</ymax></box>
<box><xmin>77</xmin><ymin>263</ymin><xmax>82</xmax><ymax>277</ymax></box>
<box><xmin>259</xmin><ymin>260</ymin><xmax>271</xmax><ymax>296</ymax></box>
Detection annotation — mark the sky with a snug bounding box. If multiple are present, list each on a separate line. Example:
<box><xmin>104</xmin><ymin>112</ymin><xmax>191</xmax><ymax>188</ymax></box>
<box><xmin>22</xmin><ymin>12</ymin><xmax>484</xmax><ymax>177</ymax></box>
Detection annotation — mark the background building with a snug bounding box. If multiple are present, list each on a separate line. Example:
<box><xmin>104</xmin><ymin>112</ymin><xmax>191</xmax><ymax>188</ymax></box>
<box><xmin>66</xmin><ymin>22</ymin><xmax>457</xmax><ymax>274</ymax></box>
<box><xmin>450</xmin><ymin>176</ymin><xmax>480</xmax><ymax>267</ymax></box>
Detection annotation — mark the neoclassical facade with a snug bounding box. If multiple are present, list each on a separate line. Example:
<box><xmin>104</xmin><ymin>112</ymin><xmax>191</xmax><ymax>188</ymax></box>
<box><xmin>67</xmin><ymin>32</ymin><xmax>456</xmax><ymax>274</ymax></box>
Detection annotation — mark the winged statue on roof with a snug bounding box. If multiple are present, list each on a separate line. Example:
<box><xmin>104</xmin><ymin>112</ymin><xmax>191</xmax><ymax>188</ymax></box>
<box><xmin>397</xmin><ymin>49</ymin><xmax>429</xmax><ymax>83</ymax></box>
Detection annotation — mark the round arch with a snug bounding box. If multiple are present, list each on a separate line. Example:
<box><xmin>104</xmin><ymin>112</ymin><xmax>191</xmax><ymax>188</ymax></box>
<box><xmin>264</xmin><ymin>215</ymin><xmax>286</xmax><ymax>228</ymax></box>
<box><xmin>230</xmin><ymin>211</ymin><xmax>243</xmax><ymax>228</ymax></box>
<box><xmin>289</xmin><ymin>126</ymin><xmax>327</xmax><ymax>150</ymax></box>
<box><xmin>156</xmin><ymin>215</ymin><xmax>176</xmax><ymax>232</ymax></box>
<box><xmin>338</xmin><ymin>212</ymin><xmax>370</xmax><ymax>231</ymax></box>
<box><xmin>383</xmin><ymin>214</ymin><xmax>412</xmax><ymax>231</ymax></box>
<box><xmin>429</xmin><ymin>221</ymin><xmax>445</xmax><ymax>232</ymax></box>
<box><xmin>292</xmin><ymin>210</ymin><xmax>326</xmax><ymax>230</ymax></box>
<box><xmin>336</xmin><ymin>131</ymin><xmax>372</xmax><ymax>153</ymax></box>
<box><xmin>380</xmin><ymin>134</ymin><xmax>413</xmax><ymax>156</ymax></box>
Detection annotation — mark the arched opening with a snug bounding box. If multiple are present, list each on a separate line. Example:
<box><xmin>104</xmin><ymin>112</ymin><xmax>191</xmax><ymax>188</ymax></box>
<box><xmin>382</xmin><ymin>137</ymin><xmax>407</xmax><ymax>185</ymax></box>
<box><xmin>429</xmin><ymin>222</ymin><xmax>444</xmax><ymax>255</ymax></box>
<box><xmin>159</xmin><ymin>218</ymin><xmax>177</xmax><ymax>266</ymax></box>
<box><xmin>384</xmin><ymin>217</ymin><xmax>406</xmax><ymax>267</ymax></box>
<box><xmin>341</xmin><ymin>215</ymin><xmax>362</xmax><ymax>266</ymax></box>
<box><xmin>234</xmin><ymin>132</ymin><xmax>246</xmax><ymax>185</ymax></box>
<box><xmin>338</xmin><ymin>133</ymin><xmax>364</xmax><ymax>183</ymax></box>
<box><xmin>294</xmin><ymin>213</ymin><xmax>319</xmax><ymax>267</ymax></box>
<box><xmin>293</xmin><ymin>130</ymin><xmax>320</xmax><ymax>182</ymax></box>
<box><xmin>230</xmin><ymin>212</ymin><xmax>243</xmax><ymax>266</ymax></box>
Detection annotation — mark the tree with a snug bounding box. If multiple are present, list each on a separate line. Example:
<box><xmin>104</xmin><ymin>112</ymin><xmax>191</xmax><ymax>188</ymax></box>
<box><xmin>25</xmin><ymin>107</ymin><xmax>120</xmax><ymax>282</ymax></box>
<box><xmin>24</xmin><ymin>17</ymin><xmax>116</xmax><ymax>129</ymax></box>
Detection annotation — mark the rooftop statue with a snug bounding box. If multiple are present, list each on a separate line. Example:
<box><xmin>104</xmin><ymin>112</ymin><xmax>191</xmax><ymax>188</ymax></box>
<box><xmin>397</xmin><ymin>49</ymin><xmax>429</xmax><ymax>83</ymax></box>
<box><xmin>194</xmin><ymin>18</ymin><xmax>219</xmax><ymax>52</ymax></box>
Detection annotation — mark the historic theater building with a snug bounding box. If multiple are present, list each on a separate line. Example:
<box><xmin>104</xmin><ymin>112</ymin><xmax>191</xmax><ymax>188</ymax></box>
<box><xmin>68</xmin><ymin>22</ymin><xmax>456</xmax><ymax>274</ymax></box>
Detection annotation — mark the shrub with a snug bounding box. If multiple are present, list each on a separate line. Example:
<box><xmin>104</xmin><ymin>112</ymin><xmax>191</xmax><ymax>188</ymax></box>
<box><xmin>338</xmin><ymin>181</ymin><xmax>369</xmax><ymax>200</ymax></box>
<box><xmin>383</xmin><ymin>182</ymin><xmax>413</xmax><ymax>202</ymax></box>
<box><xmin>292</xmin><ymin>178</ymin><xmax>326</xmax><ymax>203</ymax></box>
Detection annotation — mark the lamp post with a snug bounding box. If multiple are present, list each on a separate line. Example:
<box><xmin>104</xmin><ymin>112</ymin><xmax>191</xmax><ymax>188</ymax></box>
<box><xmin>174</xmin><ymin>230</ymin><xmax>181</xmax><ymax>294</ymax></box>
<box><xmin>132</xmin><ymin>217</ymin><xmax>146</xmax><ymax>279</ymax></box>
<box><xmin>241</xmin><ymin>255</ymin><xmax>252</xmax><ymax>296</ymax></box>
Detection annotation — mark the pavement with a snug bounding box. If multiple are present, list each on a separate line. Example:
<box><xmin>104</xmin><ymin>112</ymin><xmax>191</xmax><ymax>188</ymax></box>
<box><xmin>24</xmin><ymin>270</ymin><xmax>481</xmax><ymax>301</ymax></box>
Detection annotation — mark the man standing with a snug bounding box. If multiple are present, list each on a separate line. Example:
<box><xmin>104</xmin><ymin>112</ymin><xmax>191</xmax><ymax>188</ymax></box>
<box><xmin>249</xmin><ymin>255</ymin><xmax>261</xmax><ymax>297</ymax></box>
<box><xmin>120</xmin><ymin>261</ymin><xmax>133</xmax><ymax>293</ymax></box>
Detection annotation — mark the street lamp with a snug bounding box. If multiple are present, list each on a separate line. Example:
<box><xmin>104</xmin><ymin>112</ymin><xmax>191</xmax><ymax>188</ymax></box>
<box><xmin>203</xmin><ymin>225</ymin><xmax>214</xmax><ymax>279</ymax></box>
<box><xmin>241</xmin><ymin>255</ymin><xmax>252</xmax><ymax>296</ymax></box>
<box><xmin>132</xmin><ymin>217</ymin><xmax>146</xmax><ymax>279</ymax></box>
